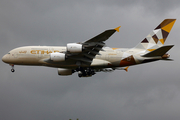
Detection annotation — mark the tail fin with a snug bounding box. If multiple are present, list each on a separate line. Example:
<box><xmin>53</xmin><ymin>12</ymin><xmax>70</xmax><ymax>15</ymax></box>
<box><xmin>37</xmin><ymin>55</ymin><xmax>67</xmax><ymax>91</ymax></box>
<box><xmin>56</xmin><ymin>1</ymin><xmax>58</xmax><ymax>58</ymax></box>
<box><xmin>134</xmin><ymin>19</ymin><xmax>176</xmax><ymax>52</ymax></box>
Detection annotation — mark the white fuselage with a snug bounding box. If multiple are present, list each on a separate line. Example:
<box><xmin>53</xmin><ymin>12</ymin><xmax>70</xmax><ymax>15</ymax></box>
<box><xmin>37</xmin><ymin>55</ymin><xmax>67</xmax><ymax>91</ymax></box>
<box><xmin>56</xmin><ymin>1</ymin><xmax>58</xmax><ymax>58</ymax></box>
<box><xmin>2</xmin><ymin>19</ymin><xmax>175</xmax><ymax>77</ymax></box>
<box><xmin>2</xmin><ymin>46</ymin><xmax>130</xmax><ymax>69</ymax></box>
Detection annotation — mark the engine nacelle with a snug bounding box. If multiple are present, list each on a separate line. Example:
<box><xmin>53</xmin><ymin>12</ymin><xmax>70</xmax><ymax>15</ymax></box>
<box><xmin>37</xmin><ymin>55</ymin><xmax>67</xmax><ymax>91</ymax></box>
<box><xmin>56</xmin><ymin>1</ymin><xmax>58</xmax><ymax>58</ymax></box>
<box><xmin>67</xmin><ymin>43</ymin><xmax>82</xmax><ymax>53</ymax></box>
<box><xmin>58</xmin><ymin>68</ymin><xmax>73</xmax><ymax>76</ymax></box>
<box><xmin>102</xmin><ymin>68</ymin><xmax>114</xmax><ymax>72</ymax></box>
<box><xmin>50</xmin><ymin>53</ymin><xmax>65</xmax><ymax>62</ymax></box>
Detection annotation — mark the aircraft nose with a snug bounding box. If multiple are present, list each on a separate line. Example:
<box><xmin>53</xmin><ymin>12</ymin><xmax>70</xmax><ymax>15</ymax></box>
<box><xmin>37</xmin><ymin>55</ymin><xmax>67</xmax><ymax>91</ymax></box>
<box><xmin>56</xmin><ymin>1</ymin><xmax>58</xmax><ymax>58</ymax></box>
<box><xmin>2</xmin><ymin>54</ymin><xmax>8</xmax><ymax>63</ymax></box>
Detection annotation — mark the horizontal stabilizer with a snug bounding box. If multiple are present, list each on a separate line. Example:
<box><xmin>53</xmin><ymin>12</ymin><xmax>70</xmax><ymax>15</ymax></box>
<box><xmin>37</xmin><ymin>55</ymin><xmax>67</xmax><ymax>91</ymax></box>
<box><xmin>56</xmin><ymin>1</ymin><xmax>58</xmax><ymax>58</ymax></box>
<box><xmin>142</xmin><ymin>45</ymin><xmax>174</xmax><ymax>57</ymax></box>
<box><xmin>161</xmin><ymin>59</ymin><xmax>174</xmax><ymax>61</ymax></box>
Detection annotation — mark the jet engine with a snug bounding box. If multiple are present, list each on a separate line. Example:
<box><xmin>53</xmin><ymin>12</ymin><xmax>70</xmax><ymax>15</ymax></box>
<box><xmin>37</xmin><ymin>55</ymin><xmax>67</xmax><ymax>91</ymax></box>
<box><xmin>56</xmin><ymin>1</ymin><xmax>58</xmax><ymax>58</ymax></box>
<box><xmin>58</xmin><ymin>68</ymin><xmax>74</xmax><ymax>76</ymax></box>
<box><xmin>102</xmin><ymin>68</ymin><xmax>114</xmax><ymax>72</ymax></box>
<box><xmin>50</xmin><ymin>53</ymin><xmax>65</xmax><ymax>62</ymax></box>
<box><xmin>67</xmin><ymin>43</ymin><xmax>82</xmax><ymax>53</ymax></box>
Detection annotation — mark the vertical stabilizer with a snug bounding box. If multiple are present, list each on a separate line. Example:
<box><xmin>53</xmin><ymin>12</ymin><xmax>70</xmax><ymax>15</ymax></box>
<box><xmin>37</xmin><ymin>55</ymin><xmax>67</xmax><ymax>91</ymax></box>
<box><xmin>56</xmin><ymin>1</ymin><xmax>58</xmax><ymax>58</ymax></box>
<box><xmin>134</xmin><ymin>19</ymin><xmax>176</xmax><ymax>52</ymax></box>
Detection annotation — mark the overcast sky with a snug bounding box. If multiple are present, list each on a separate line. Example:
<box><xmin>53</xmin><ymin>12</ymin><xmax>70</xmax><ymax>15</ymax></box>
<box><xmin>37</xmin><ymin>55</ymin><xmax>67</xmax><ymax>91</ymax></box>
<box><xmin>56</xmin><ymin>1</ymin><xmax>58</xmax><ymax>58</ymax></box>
<box><xmin>1</xmin><ymin>0</ymin><xmax>180</xmax><ymax>120</ymax></box>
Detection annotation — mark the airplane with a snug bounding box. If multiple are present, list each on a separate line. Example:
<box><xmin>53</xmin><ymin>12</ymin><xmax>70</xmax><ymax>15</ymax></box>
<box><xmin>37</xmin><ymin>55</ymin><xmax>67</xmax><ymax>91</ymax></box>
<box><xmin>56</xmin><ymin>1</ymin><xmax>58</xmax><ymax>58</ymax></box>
<box><xmin>2</xmin><ymin>19</ymin><xmax>176</xmax><ymax>77</ymax></box>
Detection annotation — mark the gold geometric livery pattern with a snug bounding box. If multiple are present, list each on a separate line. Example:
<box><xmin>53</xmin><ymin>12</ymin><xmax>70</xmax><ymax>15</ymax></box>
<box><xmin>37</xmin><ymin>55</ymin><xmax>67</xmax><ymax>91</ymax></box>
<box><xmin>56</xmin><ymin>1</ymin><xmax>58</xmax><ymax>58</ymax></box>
<box><xmin>134</xmin><ymin>19</ymin><xmax>176</xmax><ymax>52</ymax></box>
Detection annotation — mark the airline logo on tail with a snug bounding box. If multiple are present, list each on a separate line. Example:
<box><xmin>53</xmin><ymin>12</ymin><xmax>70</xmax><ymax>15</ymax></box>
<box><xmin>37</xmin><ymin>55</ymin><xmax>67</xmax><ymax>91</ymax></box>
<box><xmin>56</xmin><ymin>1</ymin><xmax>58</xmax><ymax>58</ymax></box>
<box><xmin>135</xmin><ymin>19</ymin><xmax>176</xmax><ymax>52</ymax></box>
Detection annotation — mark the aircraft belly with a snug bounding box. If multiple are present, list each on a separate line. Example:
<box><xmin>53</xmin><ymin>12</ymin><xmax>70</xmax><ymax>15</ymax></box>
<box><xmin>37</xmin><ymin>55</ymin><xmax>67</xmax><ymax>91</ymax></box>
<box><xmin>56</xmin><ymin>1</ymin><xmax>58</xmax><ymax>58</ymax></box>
<box><xmin>16</xmin><ymin>55</ymin><xmax>40</xmax><ymax>65</ymax></box>
<box><xmin>41</xmin><ymin>59</ymin><xmax>78</xmax><ymax>68</ymax></box>
<box><xmin>91</xmin><ymin>59</ymin><xmax>110</xmax><ymax>67</ymax></box>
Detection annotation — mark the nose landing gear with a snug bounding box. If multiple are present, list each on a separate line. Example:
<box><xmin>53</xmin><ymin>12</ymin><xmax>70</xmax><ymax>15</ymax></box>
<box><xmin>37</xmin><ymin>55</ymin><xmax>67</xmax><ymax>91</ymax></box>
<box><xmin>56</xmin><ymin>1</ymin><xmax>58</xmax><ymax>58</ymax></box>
<box><xmin>10</xmin><ymin>64</ymin><xmax>15</xmax><ymax>72</ymax></box>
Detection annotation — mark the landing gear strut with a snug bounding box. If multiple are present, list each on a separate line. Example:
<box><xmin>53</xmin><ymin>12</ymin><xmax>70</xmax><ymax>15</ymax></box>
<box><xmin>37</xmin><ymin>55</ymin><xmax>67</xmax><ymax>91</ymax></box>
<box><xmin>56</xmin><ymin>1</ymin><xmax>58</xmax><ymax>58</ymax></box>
<box><xmin>10</xmin><ymin>64</ymin><xmax>15</xmax><ymax>72</ymax></box>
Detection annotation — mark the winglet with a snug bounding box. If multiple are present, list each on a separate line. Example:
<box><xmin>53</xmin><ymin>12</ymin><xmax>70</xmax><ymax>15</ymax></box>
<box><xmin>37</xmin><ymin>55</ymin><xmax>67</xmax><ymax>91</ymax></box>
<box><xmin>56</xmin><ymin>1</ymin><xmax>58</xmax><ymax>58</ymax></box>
<box><xmin>115</xmin><ymin>26</ymin><xmax>121</xmax><ymax>32</ymax></box>
<box><xmin>124</xmin><ymin>66</ymin><xmax>129</xmax><ymax>72</ymax></box>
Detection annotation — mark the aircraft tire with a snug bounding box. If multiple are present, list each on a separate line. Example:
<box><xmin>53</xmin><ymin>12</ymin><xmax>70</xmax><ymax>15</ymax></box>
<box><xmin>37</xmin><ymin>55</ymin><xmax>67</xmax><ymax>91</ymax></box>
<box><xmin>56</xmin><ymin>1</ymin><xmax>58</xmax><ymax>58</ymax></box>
<box><xmin>78</xmin><ymin>73</ymin><xmax>82</xmax><ymax>77</ymax></box>
<box><xmin>11</xmin><ymin>69</ymin><xmax>15</xmax><ymax>72</ymax></box>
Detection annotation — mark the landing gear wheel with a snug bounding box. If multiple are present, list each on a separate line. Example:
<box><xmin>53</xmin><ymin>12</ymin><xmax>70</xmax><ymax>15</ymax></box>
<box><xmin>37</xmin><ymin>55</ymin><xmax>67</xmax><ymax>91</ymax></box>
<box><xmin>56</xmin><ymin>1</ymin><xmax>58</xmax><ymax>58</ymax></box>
<box><xmin>11</xmin><ymin>69</ymin><xmax>15</xmax><ymax>72</ymax></box>
<box><xmin>9</xmin><ymin>64</ymin><xmax>15</xmax><ymax>72</ymax></box>
<box><xmin>78</xmin><ymin>73</ymin><xmax>82</xmax><ymax>78</ymax></box>
<box><xmin>78</xmin><ymin>71</ymin><xmax>82</xmax><ymax>78</ymax></box>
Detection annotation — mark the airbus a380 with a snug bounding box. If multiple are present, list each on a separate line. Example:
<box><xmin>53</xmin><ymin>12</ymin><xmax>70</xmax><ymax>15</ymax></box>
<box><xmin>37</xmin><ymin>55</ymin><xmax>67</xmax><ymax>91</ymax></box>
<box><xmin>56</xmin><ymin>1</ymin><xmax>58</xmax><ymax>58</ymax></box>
<box><xmin>2</xmin><ymin>19</ymin><xmax>176</xmax><ymax>77</ymax></box>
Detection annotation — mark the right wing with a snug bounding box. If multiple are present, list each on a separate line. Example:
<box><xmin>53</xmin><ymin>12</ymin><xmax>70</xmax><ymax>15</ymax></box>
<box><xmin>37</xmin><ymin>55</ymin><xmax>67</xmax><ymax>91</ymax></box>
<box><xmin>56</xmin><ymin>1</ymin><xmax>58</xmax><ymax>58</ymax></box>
<box><xmin>84</xmin><ymin>26</ymin><xmax>120</xmax><ymax>43</ymax></box>
<box><xmin>67</xmin><ymin>26</ymin><xmax>121</xmax><ymax>65</ymax></box>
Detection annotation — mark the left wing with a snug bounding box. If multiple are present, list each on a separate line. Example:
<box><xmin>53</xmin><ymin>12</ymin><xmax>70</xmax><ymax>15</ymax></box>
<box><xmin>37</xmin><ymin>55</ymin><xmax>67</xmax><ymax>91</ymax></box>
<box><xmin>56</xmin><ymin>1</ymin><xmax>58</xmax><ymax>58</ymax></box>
<box><xmin>67</xmin><ymin>26</ymin><xmax>121</xmax><ymax>66</ymax></box>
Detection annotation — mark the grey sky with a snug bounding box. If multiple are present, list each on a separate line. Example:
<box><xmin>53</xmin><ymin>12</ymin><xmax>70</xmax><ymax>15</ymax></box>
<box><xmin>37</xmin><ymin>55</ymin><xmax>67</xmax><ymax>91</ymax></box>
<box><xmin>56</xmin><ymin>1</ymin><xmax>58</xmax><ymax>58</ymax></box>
<box><xmin>0</xmin><ymin>0</ymin><xmax>180</xmax><ymax>120</ymax></box>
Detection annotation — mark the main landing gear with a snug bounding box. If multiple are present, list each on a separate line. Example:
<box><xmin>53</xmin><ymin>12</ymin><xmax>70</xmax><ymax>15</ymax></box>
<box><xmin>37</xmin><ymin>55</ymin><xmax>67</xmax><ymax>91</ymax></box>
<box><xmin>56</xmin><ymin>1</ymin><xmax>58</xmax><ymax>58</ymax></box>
<box><xmin>10</xmin><ymin>64</ymin><xmax>15</xmax><ymax>72</ymax></box>
<box><xmin>76</xmin><ymin>67</ymin><xmax>95</xmax><ymax>77</ymax></box>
